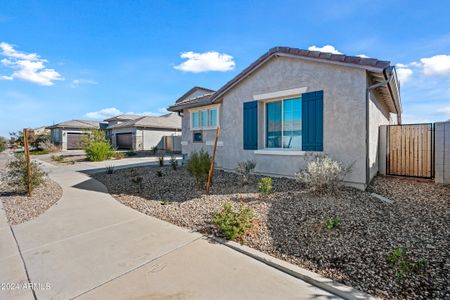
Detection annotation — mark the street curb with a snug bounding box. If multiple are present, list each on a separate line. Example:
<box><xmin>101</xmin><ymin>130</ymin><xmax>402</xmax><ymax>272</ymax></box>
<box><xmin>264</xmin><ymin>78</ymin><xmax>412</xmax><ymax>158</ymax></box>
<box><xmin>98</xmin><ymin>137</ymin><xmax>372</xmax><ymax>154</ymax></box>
<box><xmin>209</xmin><ymin>235</ymin><xmax>377</xmax><ymax>300</ymax></box>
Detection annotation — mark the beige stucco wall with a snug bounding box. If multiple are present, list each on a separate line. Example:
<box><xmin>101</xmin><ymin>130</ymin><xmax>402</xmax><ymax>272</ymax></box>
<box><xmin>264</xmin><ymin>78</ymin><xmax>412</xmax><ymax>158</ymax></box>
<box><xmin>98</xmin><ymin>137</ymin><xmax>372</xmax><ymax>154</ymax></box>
<box><xmin>180</xmin><ymin>56</ymin><xmax>383</xmax><ymax>189</ymax></box>
<box><xmin>181</xmin><ymin>109</ymin><xmax>223</xmax><ymax>167</ymax></box>
<box><xmin>141</xmin><ymin>128</ymin><xmax>181</xmax><ymax>150</ymax></box>
<box><xmin>110</xmin><ymin>127</ymin><xmax>180</xmax><ymax>151</ymax></box>
<box><xmin>368</xmin><ymin>90</ymin><xmax>392</xmax><ymax>182</ymax></box>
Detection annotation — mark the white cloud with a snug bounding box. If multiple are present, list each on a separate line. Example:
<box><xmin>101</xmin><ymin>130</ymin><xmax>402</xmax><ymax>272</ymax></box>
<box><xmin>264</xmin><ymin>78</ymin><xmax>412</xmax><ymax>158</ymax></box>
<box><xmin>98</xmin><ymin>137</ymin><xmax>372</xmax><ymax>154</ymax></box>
<box><xmin>174</xmin><ymin>51</ymin><xmax>235</xmax><ymax>73</ymax></box>
<box><xmin>396</xmin><ymin>64</ymin><xmax>414</xmax><ymax>84</ymax></box>
<box><xmin>356</xmin><ymin>54</ymin><xmax>369</xmax><ymax>58</ymax></box>
<box><xmin>70</xmin><ymin>79</ymin><xmax>98</xmax><ymax>88</ymax></box>
<box><xmin>0</xmin><ymin>75</ymin><xmax>12</xmax><ymax>80</ymax></box>
<box><xmin>437</xmin><ymin>106</ymin><xmax>450</xmax><ymax>115</ymax></box>
<box><xmin>85</xmin><ymin>107</ymin><xmax>122</xmax><ymax>119</ymax></box>
<box><xmin>308</xmin><ymin>45</ymin><xmax>342</xmax><ymax>54</ymax></box>
<box><xmin>0</xmin><ymin>42</ymin><xmax>63</xmax><ymax>86</ymax></box>
<box><xmin>420</xmin><ymin>54</ymin><xmax>450</xmax><ymax>76</ymax></box>
<box><xmin>85</xmin><ymin>107</ymin><xmax>169</xmax><ymax>120</ymax></box>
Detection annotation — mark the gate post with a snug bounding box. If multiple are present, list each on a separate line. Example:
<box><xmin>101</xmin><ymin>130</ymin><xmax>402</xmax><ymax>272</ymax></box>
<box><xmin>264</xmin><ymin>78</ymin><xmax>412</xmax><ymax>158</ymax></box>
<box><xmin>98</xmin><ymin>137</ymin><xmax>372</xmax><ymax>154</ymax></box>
<box><xmin>435</xmin><ymin>121</ymin><xmax>450</xmax><ymax>184</ymax></box>
<box><xmin>378</xmin><ymin>125</ymin><xmax>388</xmax><ymax>176</ymax></box>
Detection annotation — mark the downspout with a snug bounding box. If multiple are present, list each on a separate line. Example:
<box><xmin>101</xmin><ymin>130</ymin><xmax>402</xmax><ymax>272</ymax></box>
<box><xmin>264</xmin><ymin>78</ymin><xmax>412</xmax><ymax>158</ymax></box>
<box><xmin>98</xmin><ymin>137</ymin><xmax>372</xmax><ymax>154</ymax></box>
<box><xmin>365</xmin><ymin>69</ymin><xmax>395</xmax><ymax>188</ymax></box>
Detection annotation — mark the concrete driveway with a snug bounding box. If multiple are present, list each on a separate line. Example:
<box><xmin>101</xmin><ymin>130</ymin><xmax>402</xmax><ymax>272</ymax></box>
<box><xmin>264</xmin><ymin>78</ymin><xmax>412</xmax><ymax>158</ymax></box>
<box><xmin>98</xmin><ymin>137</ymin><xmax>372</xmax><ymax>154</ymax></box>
<box><xmin>1</xmin><ymin>156</ymin><xmax>339</xmax><ymax>299</ymax></box>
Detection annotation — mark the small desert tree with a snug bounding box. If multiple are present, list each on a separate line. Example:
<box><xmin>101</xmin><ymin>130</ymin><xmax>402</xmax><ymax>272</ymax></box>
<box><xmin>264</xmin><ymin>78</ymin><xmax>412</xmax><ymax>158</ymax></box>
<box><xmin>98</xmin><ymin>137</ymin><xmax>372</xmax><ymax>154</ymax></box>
<box><xmin>6</xmin><ymin>154</ymin><xmax>46</xmax><ymax>193</ymax></box>
<box><xmin>80</xmin><ymin>129</ymin><xmax>108</xmax><ymax>148</ymax></box>
<box><xmin>0</xmin><ymin>136</ymin><xmax>6</xmax><ymax>152</ymax></box>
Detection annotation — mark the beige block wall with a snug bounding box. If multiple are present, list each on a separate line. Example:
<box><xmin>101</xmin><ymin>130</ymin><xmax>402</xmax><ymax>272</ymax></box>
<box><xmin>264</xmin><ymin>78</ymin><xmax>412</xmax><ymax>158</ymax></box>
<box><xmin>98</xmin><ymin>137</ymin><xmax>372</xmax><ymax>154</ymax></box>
<box><xmin>435</xmin><ymin>121</ymin><xmax>450</xmax><ymax>184</ymax></box>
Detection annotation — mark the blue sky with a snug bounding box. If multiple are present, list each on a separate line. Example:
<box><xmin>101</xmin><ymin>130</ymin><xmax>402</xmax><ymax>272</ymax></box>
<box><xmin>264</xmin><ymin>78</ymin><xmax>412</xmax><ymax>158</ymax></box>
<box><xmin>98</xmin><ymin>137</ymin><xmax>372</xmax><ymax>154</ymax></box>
<box><xmin>0</xmin><ymin>0</ymin><xmax>449</xmax><ymax>137</ymax></box>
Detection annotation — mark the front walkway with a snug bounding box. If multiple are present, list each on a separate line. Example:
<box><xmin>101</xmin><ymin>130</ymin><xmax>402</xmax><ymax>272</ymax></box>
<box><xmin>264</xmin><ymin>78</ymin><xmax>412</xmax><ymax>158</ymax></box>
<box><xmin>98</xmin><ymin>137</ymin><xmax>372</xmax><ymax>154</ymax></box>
<box><xmin>2</xmin><ymin>157</ymin><xmax>338</xmax><ymax>299</ymax></box>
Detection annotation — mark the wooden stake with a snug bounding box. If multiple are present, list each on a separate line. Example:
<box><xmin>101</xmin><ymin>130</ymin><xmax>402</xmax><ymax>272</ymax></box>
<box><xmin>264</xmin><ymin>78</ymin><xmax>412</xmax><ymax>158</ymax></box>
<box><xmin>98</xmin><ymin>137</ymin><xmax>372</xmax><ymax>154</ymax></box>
<box><xmin>23</xmin><ymin>128</ymin><xmax>32</xmax><ymax>197</ymax></box>
<box><xmin>206</xmin><ymin>127</ymin><xmax>220</xmax><ymax>194</ymax></box>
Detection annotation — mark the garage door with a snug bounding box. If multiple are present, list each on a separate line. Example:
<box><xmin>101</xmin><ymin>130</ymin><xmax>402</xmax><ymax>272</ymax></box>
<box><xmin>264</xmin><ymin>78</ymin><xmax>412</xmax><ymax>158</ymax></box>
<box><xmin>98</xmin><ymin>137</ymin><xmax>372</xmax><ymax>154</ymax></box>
<box><xmin>116</xmin><ymin>133</ymin><xmax>133</xmax><ymax>150</ymax></box>
<box><xmin>67</xmin><ymin>133</ymin><xmax>85</xmax><ymax>150</ymax></box>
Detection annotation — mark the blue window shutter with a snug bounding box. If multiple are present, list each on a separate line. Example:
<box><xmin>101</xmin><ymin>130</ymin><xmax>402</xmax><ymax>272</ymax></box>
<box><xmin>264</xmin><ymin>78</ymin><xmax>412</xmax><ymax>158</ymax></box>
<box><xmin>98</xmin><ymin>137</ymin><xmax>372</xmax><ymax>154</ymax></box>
<box><xmin>243</xmin><ymin>101</ymin><xmax>258</xmax><ymax>150</ymax></box>
<box><xmin>302</xmin><ymin>91</ymin><xmax>323</xmax><ymax>151</ymax></box>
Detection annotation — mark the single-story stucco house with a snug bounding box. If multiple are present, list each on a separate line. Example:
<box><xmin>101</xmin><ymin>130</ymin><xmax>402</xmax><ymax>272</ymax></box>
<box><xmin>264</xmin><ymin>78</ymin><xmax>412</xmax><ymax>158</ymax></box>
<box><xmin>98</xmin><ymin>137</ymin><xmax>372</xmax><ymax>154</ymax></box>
<box><xmin>47</xmin><ymin>120</ymin><xmax>107</xmax><ymax>150</ymax></box>
<box><xmin>168</xmin><ymin>46</ymin><xmax>402</xmax><ymax>190</ymax></box>
<box><xmin>105</xmin><ymin>113</ymin><xmax>182</xmax><ymax>151</ymax></box>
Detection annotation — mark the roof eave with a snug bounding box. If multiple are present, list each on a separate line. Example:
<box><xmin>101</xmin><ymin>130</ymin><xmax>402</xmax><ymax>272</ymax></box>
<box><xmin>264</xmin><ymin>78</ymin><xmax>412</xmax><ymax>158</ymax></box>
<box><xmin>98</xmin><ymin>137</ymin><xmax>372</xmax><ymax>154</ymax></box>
<box><xmin>210</xmin><ymin>51</ymin><xmax>387</xmax><ymax>103</ymax></box>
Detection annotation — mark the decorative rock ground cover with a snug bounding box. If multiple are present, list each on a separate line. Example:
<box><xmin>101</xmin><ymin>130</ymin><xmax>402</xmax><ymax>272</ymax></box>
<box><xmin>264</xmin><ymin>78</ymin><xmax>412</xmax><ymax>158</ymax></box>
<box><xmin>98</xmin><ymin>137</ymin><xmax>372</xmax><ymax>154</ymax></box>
<box><xmin>93</xmin><ymin>166</ymin><xmax>450</xmax><ymax>299</ymax></box>
<box><xmin>0</xmin><ymin>177</ymin><xmax>63</xmax><ymax>225</ymax></box>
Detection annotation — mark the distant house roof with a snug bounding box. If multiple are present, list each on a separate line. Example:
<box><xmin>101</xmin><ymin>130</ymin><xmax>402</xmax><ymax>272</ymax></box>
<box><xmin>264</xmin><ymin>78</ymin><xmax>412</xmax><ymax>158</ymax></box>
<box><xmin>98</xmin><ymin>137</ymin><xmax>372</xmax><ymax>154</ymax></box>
<box><xmin>107</xmin><ymin>113</ymin><xmax>181</xmax><ymax>130</ymax></box>
<box><xmin>168</xmin><ymin>93</ymin><xmax>214</xmax><ymax>111</ymax></box>
<box><xmin>103</xmin><ymin>114</ymin><xmax>142</xmax><ymax>122</ymax></box>
<box><xmin>175</xmin><ymin>86</ymin><xmax>215</xmax><ymax>104</ymax></box>
<box><xmin>47</xmin><ymin>120</ymin><xmax>101</xmax><ymax>129</ymax></box>
<box><xmin>168</xmin><ymin>46</ymin><xmax>401</xmax><ymax>116</ymax></box>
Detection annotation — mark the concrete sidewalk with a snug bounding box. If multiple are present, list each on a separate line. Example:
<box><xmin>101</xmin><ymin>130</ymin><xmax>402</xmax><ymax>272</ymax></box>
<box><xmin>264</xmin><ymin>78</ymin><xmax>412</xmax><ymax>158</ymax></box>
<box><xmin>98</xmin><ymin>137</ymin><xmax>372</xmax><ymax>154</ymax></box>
<box><xmin>2</xmin><ymin>158</ymin><xmax>339</xmax><ymax>299</ymax></box>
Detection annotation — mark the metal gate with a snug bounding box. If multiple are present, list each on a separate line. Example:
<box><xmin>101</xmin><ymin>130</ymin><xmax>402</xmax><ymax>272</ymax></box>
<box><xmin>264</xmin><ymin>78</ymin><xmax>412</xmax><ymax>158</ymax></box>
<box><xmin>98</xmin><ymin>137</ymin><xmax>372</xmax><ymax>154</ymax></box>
<box><xmin>387</xmin><ymin>124</ymin><xmax>433</xmax><ymax>178</ymax></box>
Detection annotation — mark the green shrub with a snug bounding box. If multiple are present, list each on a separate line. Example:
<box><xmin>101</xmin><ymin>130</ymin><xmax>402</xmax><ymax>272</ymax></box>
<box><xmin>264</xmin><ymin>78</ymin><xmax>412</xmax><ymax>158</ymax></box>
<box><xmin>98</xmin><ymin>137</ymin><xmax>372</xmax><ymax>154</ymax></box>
<box><xmin>169</xmin><ymin>156</ymin><xmax>178</xmax><ymax>170</ymax></box>
<box><xmin>32</xmin><ymin>133</ymin><xmax>51</xmax><ymax>150</ymax></box>
<box><xmin>386</xmin><ymin>247</ymin><xmax>426</xmax><ymax>280</ymax></box>
<box><xmin>186</xmin><ymin>149</ymin><xmax>211</xmax><ymax>187</ymax></box>
<box><xmin>105</xmin><ymin>165</ymin><xmax>115</xmax><ymax>174</ymax></box>
<box><xmin>51</xmin><ymin>154</ymin><xmax>64</xmax><ymax>162</ymax></box>
<box><xmin>296</xmin><ymin>154</ymin><xmax>351</xmax><ymax>195</ymax></box>
<box><xmin>213</xmin><ymin>202</ymin><xmax>254</xmax><ymax>240</ymax></box>
<box><xmin>0</xmin><ymin>136</ymin><xmax>7</xmax><ymax>152</ymax></box>
<box><xmin>235</xmin><ymin>160</ymin><xmax>256</xmax><ymax>185</ymax></box>
<box><xmin>258</xmin><ymin>177</ymin><xmax>273</xmax><ymax>194</ymax></box>
<box><xmin>324</xmin><ymin>216</ymin><xmax>341</xmax><ymax>230</ymax></box>
<box><xmin>113</xmin><ymin>151</ymin><xmax>126</xmax><ymax>160</ymax></box>
<box><xmin>85</xmin><ymin>142</ymin><xmax>113</xmax><ymax>161</ymax></box>
<box><xmin>38</xmin><ymin>140</ymin><xmax>59</xmax><ymax>153</ymax></box>
<box><xmin>30</xmin><ymin>150</ymin><xmax>49</xmax><ymax>155</ymax></box>
<box><xmin>6</xmin><ymin>154</ymin><xmax>46</xmax><ymax>193</ymax></box>
<box><xmin>126</xmin><ymin>150</ymin><xmax>137</xmax><ymax>157</ymax></box>
<box><xmin>80</xmin><ymin>129</ymin><xmax>108</xmax><ymax>148</ymax></box>
<box><xmin>158</xmin><ymin>153</ymin><xmax>165</xmax><ymax>167</ymax></box>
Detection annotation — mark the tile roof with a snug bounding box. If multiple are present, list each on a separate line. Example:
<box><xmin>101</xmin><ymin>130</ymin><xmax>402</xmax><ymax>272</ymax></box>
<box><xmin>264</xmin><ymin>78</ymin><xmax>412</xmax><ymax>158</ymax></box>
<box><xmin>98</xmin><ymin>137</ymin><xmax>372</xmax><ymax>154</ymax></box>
<box><xmin>210</xmin><ymin>46</ymin><xmax>391</xmax><ymax>102</ymax></box>
<box><xmin>47</xmin><ymin>120</ymin><xmax>100</xmax><ymax>129</ymax></box>
<box><xmin>107</xmin><ymin>113</ymin><xmax>181</xmax><ymax>130</ymax></box>
<box><xmin>103</xmin><ymin>114</ymin><xmax>142</xmax><ymax>122</ymax></box>
<box><xmin>168</xmin><ymin>46</ymin><xmax>393</xmax><ymax>111</ymax></box>
<box><xmin>175</xmin><ymin>86</ymin><xmax>215</xmax><ymax>103</ymax></box>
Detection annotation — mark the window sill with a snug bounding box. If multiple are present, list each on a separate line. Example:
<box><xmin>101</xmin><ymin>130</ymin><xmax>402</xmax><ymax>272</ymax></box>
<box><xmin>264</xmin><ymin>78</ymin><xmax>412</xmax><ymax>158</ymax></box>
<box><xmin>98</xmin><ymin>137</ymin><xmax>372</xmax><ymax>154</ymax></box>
<box><xmin>205</xmin><ymin>140</ymin><xmax>223</xmax><ymax>146</ymax></box>
<box><xmin>190</xmin><ymin>126</ymin><xmax>219</xmax><ymax>131</ymax></box>
<box><xmin>254</xmin><ymin>149</ymin><xmax>306</xmax><ymax>156</ymax></box>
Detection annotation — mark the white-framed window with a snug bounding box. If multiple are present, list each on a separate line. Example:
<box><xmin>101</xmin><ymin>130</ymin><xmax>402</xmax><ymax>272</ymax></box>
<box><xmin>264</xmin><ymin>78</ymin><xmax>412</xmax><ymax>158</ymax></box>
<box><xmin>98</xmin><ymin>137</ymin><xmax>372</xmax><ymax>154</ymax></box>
<box><xmin>264</xmin><ymin>96</ymin><xmax>302</xmax><ymax>149</ymax></box>
<box><xmin>190</xmin><ymin>106</ymin><xmax>219</xmax><ymax>130</ymax></box>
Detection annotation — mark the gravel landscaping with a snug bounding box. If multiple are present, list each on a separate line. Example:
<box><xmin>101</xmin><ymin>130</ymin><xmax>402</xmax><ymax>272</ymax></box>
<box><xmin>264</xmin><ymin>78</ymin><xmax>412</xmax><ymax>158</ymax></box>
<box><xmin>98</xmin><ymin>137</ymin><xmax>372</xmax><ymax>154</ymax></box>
<box><xmin>0</xmin><ymin>153</ymin><xmax>63</xmax><ymax>225</ymax></box>
<box><xmin>92</xmin><ymin>166</ymin><xmax>450</xmax><ymax>300</ymax></box>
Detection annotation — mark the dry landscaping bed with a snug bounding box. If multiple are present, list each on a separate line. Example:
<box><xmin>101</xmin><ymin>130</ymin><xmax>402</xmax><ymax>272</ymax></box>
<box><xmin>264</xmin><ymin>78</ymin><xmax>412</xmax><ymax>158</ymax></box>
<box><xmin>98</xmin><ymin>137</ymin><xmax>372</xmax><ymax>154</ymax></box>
<box><xmin>92</xmin><ymin>166</ymin><xmax>450</xmax><ymax>300</ymax></box>
<box><xmin>0</xmin><ymin>156</ymin><xmax>63</xmax><ymax>225</ymax></box>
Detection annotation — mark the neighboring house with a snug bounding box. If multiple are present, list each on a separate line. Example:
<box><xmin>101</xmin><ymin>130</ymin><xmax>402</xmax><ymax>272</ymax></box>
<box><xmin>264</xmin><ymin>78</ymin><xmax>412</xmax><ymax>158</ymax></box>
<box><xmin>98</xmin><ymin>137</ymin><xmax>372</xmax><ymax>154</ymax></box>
<box><xmin>32</xmin><ymin>126</ymin><xmax>50</xmax><ymax>136</ymax></box>
<box><xmin>168</xmin><ymin>46</ymin><xmax>402</xmax><ymax>190</ymax></box>
<box><xmin>105</xmin><ymin>113</ymin><xmax>181</xmax><ymax>151</ymax></box>
<box><xmin>47</xmin><ymin>120</ymin><xmax>106</xmax><ymax>150</ymax></box>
